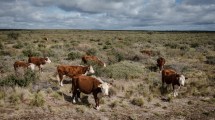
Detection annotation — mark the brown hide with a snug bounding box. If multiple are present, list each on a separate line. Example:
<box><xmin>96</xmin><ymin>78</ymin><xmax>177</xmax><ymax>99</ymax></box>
<box><xmin>14</xmin><ymin>61</ymin><xmax>30</xmax><ymax>72</ymax></box>
<box><xmin>162</xmin><ymin>69</ymin><xmax>180</xmax><ymax>86</ymax></box>
<box><xmin>82</xmin><ymin>55</ymin><xmax>105</xmax><ymax>67</ymax></box>
<box><xmin>157</xmin><ymin>57</ymin><xmax>165</xmax><ymax>71</ymax></box>
<box><xmin>71</xmin><ymin>75</ymin><xmax>102</xmax><ymax>109</ymax></box>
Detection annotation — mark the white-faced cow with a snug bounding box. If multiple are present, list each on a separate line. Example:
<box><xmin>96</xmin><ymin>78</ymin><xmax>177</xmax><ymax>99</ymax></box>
<box><xmin>82</xmin><ymin>55</ymin><xmax>106</xmax><ymax>67</ymax></box>
<box><xmin>28</xmin><ymin>56</ymin><xmax>51</xmax><ymax>72</ymax></box>
<box><xmin>157</xmin><ymin>57</ymin><xmax>165</xmax><ymax>72</ymax></box>
<box><xmin>14</xmin><ymin>60</ymin><xmax>35</xmax><ymax>74</ymax></box>
<box><xmin>56</xmin><ymin>65</ymin><xmax>95</xmax><ymax>86</ymax></box>
<box><xmin>162</xmin><ymin>69</ymin><xmax>188</xmax><ymax>97</ymax></box>
<box><xmin>71</xmin><ymin>75</ymin><xmax>111</xmax><ymax>110</ymax></box>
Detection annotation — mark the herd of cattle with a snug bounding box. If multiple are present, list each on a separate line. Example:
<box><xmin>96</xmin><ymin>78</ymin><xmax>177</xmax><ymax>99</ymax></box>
<box><xmin>13</xmin><ymin>55</ymin><xmax>187</xmax><ymax>110</ymax></box>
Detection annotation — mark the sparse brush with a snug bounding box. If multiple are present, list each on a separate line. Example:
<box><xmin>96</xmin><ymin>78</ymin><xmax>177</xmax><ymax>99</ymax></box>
<box><xmin>131</xmin><ymin>97</ymin><xmax>144</xmax><ymax>107</ymax></box>
<box><xmin>30</xmin><ymin>91</ymin><xmax>45</xmax><ymax>107</ymax></box>
<box><xmin>109</xmin><ymin>100</ymin><xmax>118</xmax><ymax>108</ymax></box>
<box><xmin>51</xmin><ymin>92</ymin><xmax>62</xmax><ymax>100</ymax></box>
<box><xmin>103</xmin><ymin>61</ymin><xmax>145</xmax><ymax>79</ymax></box>
<box><xmin>67</xmin><ymin>51</ymin><xmax>82</xmax><ymax>60</ymax></box>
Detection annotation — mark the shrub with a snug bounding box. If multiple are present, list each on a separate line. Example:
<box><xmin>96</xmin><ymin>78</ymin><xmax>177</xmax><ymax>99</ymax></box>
<box><xmin>0</xmin><ymin>70</ymin><xmax>38</xmax><ymax>87</ymax></box>
<box><xmin>13</xmin><ymin>41</ymin><xmax>24</xmax><ymax>49</ymax></box>
<box><xmin>206</xmin><ymin>56</ymin><xmax>215</xmax><ymax>65</ymax></box>
<box><xmin>131</xmin><ymin>97</ymin><xmax>144</xmax><ymax>106</ymax></box>
<box><xmin>103</xmin><ymin>61</ymin><xmax>145</xmax><ymax>79</ymax></box>
<box><xmin>22</xmin><ymin>49</ymin><xmax>41</xmax><ymax>57</ymax></box>
<box><xmin>9</xmin><ymin>93</ymin><xmax>20</xmax><ymax>104</ymax></box>
<box><xmin>67</xmin><ymin>51</ymin><xmax>82</xmax><ymax>60</ymax></box>
<box><xmin>7</xmin><ymin>32</ymin><xmax>20</xmax><ymax>40</ymax></box>
<box><xmin>0</xmin><ymin>42</ymin><xmax>3</xmax><ymax>49</ymax></box>
<box><xmin>86</xmin><ymin>48</ymin><xmax>97</xmax><ymax>56</ymax></box>
<box><xmin>30</xmin><ymin>91</ymin><xmax>45</xmax><ymax>107</ymax></box>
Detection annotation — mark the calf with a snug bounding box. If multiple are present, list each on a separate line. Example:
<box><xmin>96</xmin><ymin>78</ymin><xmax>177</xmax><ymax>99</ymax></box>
<box><xmin>28</xmin><ymin>56</ymin><xmax>51</xmax><ymax>72</ymax></box>
<box><xmin>82</xmin><ymin>55</ymin><xmax>106</xmax><ymax>67</ymax></box>
<box><xmin>157</xmin><ymin>57</ymin><xmax>165</xmax><ymax>72</ymax></box>
<box><xmin>71</xmin><ymin>75</ymin><xmax>111</xmax><ymax>110</ymax></box>
<box><xmin>162</xmin><ymin>69</ymin><xmax>187</xmax><ymax>97</ymax></box>
<box><xmin>57</xmin><ymin>65</ymin><xmax>95</xmax><ymax>86</ymax></box>
<box><xmin>14</xmin><ymin>61</ymin><xmax>35</xmax><ymax>74</ymax></box>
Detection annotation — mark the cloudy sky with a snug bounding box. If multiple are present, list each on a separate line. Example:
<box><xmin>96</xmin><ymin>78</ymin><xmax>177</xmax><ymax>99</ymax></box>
<box><xmin>0</xmin><ymin>0</ymin><xmax>215</xmax><ymax>30</ymax></box>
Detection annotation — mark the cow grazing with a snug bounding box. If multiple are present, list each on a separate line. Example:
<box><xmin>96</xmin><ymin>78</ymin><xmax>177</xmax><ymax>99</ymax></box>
<box><xmin>162</xmin><ymin>69</ymin><xmax>188</xmax><ymax>97</ymax></box>
<box><xmin>71</xmin><ymin>75</ymin><xmax>111</xmax><ymax>110</ymax></box>
<box><xmin>28</xmin><ymin>56</ymin><xmax>51</xmax><ymax>72</ymax></box>
<box><xmin>157</xmin><ymin>57</ymin><xmax>165</xmax><ymax>72</ymax></box>
<box><xmin>14</xmin><ymin>61</ymin><xmax>35</xmax><ymax>74</ymax></box>
<box><xmin>82</xmin><ymin>55</ymin><xmax>106</xmax><ymax>67</ymax></box>
<box><xmin>57</xmin><ymin>65</ymin><xmax>95</xmax><ymax>86</ymax></box>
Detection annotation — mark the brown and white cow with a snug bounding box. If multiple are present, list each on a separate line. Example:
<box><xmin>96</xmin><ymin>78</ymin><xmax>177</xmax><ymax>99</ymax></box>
<box><xmin>28</xmin><ymin>56</ymin><xmax>51</xmax><ymax>72</ymax></box>
<box><xmin>162</xmin><ymin>69</ymin><xmax>187</xmax><ymax>97</ymax></box>
<box><xmin>82</xmin><ymin>55</ymin><xmax>106</xmax><ymax>67</ymax></box>
<box><xmin>57</xmin><ymin>65</ymin><xmax>95</xmax><ymax>86</ymax></box>
<box><xmin>14</xmin><ymin>60</ymin><xmax>35</xmax><ymax>74</ymax></box>
<box><xmin>71</xmin><ymin>75</ymin><xmax>111</xmax><ymax>110</ymax></box>
<box><xmin>157</xmin><ymin>57</ymin><xmax>165</xmax><ymax>72</ymax></box>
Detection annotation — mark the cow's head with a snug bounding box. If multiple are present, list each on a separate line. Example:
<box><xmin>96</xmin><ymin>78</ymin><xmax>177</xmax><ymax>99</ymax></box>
<box><xmin>45</xmin><ymin>57</ymin><xmax>51</xmax><ymax>63</ymax></box>
<box><xmin>177</xmin><ymin>74</ymin><xmax>187</xmax><ymax>86</ymax></box>
<box><xmin>88</xmin><ymin>65</ymin><xmax>95</xmax><ymax>74</ymax></box>
<box><xmin>98</xmin><ymin>82</ymin><xmax>112</xmax><ymax>96</ymax></box>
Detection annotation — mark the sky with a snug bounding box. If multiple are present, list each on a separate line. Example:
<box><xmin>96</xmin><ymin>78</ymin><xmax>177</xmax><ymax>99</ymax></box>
<box><xmin>0</xmin><ymin>0</ymin><xmax>215</xmax><ymax>30</ymax></box>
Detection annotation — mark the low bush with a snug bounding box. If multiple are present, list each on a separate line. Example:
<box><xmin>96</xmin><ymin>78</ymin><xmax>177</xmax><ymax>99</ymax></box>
<box><xmin>30</xmin><ymin>91</ymin><xmax>45</xmax><ymax>107</ymax></box>
<box><xmin>7</xmin><ymin>32</ymin><xmax>20</xmax><ymax>40</ymax></box>
<box><xmin>131</xmin><ymin>97</ymin><xmax>144</xmax><ymax>106</ymax></box>
<box><xmin>86</xmin><ymin>48</ymin><xmax>97</xmax><ymax>56</ymax></box>
<box><xmin>0</xmin><ymin>70</ymin><xmax>38</xmax><ymax>87</ymax></box>
<box><xmin>103</xmin><ymin>61</ymin><xmax>145</xmax><ymax>79</ymax></box>
<box><xmin>22</xmin><ymin>49</ymin><xmax>41</xmax><ymax>57</ymax></box>
<box><xmin>67</xmin><ymin>51</ymin><xmax>82</xmax><ymax>60</ymax></box>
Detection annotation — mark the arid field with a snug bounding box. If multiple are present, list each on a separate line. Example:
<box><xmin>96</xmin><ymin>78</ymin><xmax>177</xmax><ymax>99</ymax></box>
<box><xmin>0</xmin><ymin>30</ymin><xmax>215</xmax><ymax>120</ymax></box>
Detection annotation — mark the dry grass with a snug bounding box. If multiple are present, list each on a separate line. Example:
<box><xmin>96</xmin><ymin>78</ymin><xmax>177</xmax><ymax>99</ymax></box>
<box><xmin>0</xmin><ymin>30</ymin><xmax>214</xmax><ymax>119</ymax></box>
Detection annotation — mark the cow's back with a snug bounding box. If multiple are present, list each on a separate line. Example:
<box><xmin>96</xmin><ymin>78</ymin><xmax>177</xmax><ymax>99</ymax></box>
<box><xmin>57</xmin><ymin>65</ymin><xmax>87</xmax><ymax>78</ymax></box>
<box><xmin>162</xmin><ymin>69</ymin><xmax>177</xmax><ymax>84</ymax></box>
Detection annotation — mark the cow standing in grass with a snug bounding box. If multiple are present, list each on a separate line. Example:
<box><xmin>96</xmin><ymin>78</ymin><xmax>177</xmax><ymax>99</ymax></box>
<box><xmin>56</xmin><ymin>65</ymin><xmax>95</xmax><ymax>86</ymax></box>
<box><xmin>71</xmin><ymin>75</ymin><xmax>111</xmax><ymax>110</ymax></box>
<box><xmin>157</xmin><ymin>57</ymin><xmax>165</xmax><ymax>72</ymax></box>
<box><xmin>14</xmin><ymin>60</ymin><xmax>35</xmax><ymax>75</ymax></box>
<box><xmin>162</xmin><ymin>69</ymin><xmax>188</xmax><ymax>97</ymax></box>
<box><xmin>28</xmin><ymin>56</ymin><xmax>51</xmax><ymax>72</ymax></box>
<box><xmin>82</xmin><ymin>55</ymin><xmax>106</xmax><ymax>67</ymax></box>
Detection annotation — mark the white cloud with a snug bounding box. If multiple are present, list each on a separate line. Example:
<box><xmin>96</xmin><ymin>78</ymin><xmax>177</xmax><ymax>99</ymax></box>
<box><xmin>0</xmin><ymin>0</ymin><xmax>214</xmax><ymax>30</ymax></box>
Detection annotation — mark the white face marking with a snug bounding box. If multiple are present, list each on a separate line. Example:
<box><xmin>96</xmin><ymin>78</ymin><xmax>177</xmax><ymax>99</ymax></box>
<box><xmin>45</xmin><ymin>57</ymin><xmax>51</xmax><ymax>63</ymax></box>
<box><xmin>99</xmin><ymin>83</ymin><xmax>110</xmax><ymax>96</ymax></box>
<box><xmin>28</xmin><ymin>63</ymin><xmax>35</xmax><ymax>71</ymax></box>
<box><xmin>89</xmin><ymin>65</ymin><xmax>95</xmax><ymax>74</ymax></box>
<box><xmin>179</xmin><ymin>75</ymin><xmax>186</xmax><ymax>86</ymax></box>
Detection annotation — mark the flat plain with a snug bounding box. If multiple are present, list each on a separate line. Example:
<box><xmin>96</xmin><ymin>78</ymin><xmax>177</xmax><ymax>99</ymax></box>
<box><xmin>0</xmin><ymin>30</ymin><xmax>215</xmax><ymax>120</ymax></box>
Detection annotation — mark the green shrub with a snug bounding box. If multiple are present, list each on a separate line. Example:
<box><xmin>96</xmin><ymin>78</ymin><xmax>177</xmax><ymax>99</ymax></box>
<box><xmin>7</xmin><ymin>32</ymin><xmax>20</xmax><ymax>40</ymax></box>
<box><xmin>131</xmin><ymin>97</ymin><xmax>144</xmax><ymax>106</ymax></box>
<box><xmin>103</xmin><ymin>61</ymin><xmax>144</xmax><ymax>79</ymax></box>
<box><xmin>22</xmin><ymin>49</ymin><xmax>41</xmax><ymax>57</ymax></box>
<box><xmin>0</xmin><ymin>70</ymin><xmax>38</xmax><ymax>87</ymax></box>
<box><xmin>67</xmin><ymin>51</ymin><xmax>82</xmax><ymax>60</ymax></box>
<box><xmin>13</xmin><ymin>41</ymin><xmax>24</xmax><ymax>49</ymax></box>
<box><xmin>9</xmin><ymin>93</ymin><xmax>20</xmax><ymax>104</ymax></box>
<box><xmin>30</xmin><ymin>92</ymin><xmax>45</xmax><ymax>107</ymax></box>
<box><xmin>86</xmin><ymin>48</ymin><xmax>97</xmax><ymax>55</ymax></box>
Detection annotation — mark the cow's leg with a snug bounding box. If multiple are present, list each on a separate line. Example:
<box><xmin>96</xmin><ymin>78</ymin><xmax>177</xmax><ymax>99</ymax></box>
<box><xmin>172</xmin><ymin>84</ymin><xmax>177</xmax><ymax>97</ymax></box>
<box><xmin>93</xmin><ymin>93</ymin><xmax>100</xmax><ymax>110</ymax></box>
<box><xmin>58</xmin><ymin>74</ymin><xmax>64</xmax><ymax>86</ymax></box>
<box><xmin>71</xmin><ymin>87</ymin><xmax>77</xmax><ymax>103</ymax></box>
<box><xmin>76</xmin><ymin>90</ymin><xmax>81</xmax><ymax>102</ymax></box>
<box><xmin>39</xmin><ymin>65</ymin><xmax>44</xmax><ymax>73</ymax></box>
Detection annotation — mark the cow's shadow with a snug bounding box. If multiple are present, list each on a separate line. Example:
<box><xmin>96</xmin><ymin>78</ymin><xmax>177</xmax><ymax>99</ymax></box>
<box><xmin>59</xmin><ymin>92</ymin><xmax>91</xmax><ymax>106</ymax></box>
